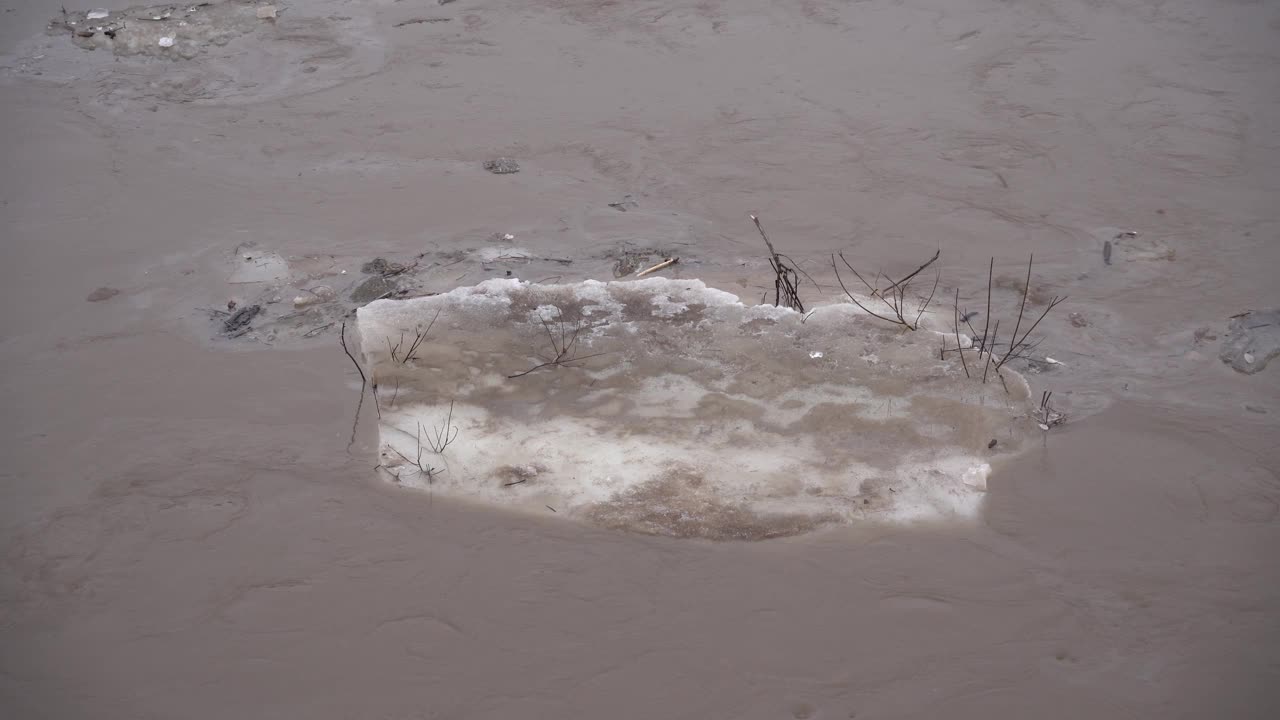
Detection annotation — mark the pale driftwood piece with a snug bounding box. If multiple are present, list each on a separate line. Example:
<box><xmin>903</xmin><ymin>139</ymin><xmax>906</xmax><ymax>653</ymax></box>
<box><xmin>635</xmin><ymin>257</ymin><xmax>679</xmax><ymax>278</ymax></box>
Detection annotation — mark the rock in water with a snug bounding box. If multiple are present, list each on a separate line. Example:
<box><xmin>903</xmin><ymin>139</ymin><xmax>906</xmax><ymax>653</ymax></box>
<box><xmin>1220</xmin><ymin>309</ymin><xmax>1280</xmax><ymax>374</ymax></box>
<box><xmin>482</xmin><ymin>157</ymin><xmax>520</xmax><ymax>174</ymax></box>
<box><xmin>356</xmin><ymin>279</ymin><xmax>1039</xmax><ymax>539</ymax></box>
<box><xmin>86</xmin><ymin>287</ymin><xmax>120</xmax><ymax>302</ymax></box>
<box><xmin>350</xmin><ymin>275</ymin><xmax>398</xmax><ymax>304</ymax></box>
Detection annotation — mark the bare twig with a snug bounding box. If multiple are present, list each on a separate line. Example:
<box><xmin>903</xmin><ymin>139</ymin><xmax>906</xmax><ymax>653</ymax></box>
<box><xmin>508</xmin><ymin>315</ymin><xmax>609</xmax><ymax>378</ymax></box>
<box><xmin>400</xmin><ymin>308</ymin><xmax>442</xmax><ymax>364</ymax></box>
<box><xmin>883</xmin><ymin>249</ymin><xmax>941</xmax><ymax>296</ymax></box>
<box><xmin>997</xmin><ymin>295</ymin><xmax>1067</xmax><ymax>368</ymax></box>
<box><xmin>635</xmin><ymin>257</ymin><xmax>679</xmax><ymax>277</ymax></box>
<box><xmin>1001</xmin><ymin>254</ymin><xmax>1034</xmax><ymax>364</ymax></box>
<box><xmin>953</xmin><ymin>288</ymin><xmax>970</xmax><ymax>378</ymax></box>
<box><xmin>423</xmin><ymin>400</ymin><xmax>459</xmax><ymax>454</ymax></box>
<box><xmin>914</xmin><ymin>270</ymin><xmax>940</xmax><ymax>328</ymax></box>
<box><xmin>751</xmin><ymin>215</ymin><xmax>805</xmax><ymax>312</ymax></box>
<box><xmin>1035</xmin><ymin>390</ymin><xmax>1067</xmax><ymax>429</ymax></box>
<box><xmin>980</xmin><ymin>257</ymin><xmax>993</xmax><ymax>356</ymax></box>
<box><xmin>387</xmin><ymin>332</ymin><xmax>405</xmax><ymax>362</ymax></box>
<box><xmin>832</xmin><ymin>254</ymin><xmax>905</xmax><ymax>326</ymax></box>
<box><xmin>340</xmin><ymin>321</ymin><xmax>367</xmax><ymax>446</ymax></box>
<box><xmin>391</xmin><ymin>444</ymin><xmax>443</xmax><ymax>484</ymax></box>
<box><xmin>304</xmin><ymin>322</ymin><xmax>334</xmax><ymax>338</ymax></box>
<box><xmin>982</xmin><ymin>320</ymin><xmax>999</xmax><ymax>384</ymax></box>
<box><xmin>989</xmin><ymin>255</ymin><xmax>1066</xmax><ymax>370</ymax></box>
<box><xmin>395</xmin><ymin>17</ymin><xmax>451</xmax><ymax>27</ymax></box>
<box><xmin>832</xmin><ymin>250</ymin><xmax>939</xmax><ymax>330</ymax></box>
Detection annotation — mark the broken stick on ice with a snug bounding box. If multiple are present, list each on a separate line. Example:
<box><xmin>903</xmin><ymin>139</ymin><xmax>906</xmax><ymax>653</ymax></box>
<box><xmin>635</xmin><ymin>257</ymin><xmax>679</xmax><ymax>278</ymax></box>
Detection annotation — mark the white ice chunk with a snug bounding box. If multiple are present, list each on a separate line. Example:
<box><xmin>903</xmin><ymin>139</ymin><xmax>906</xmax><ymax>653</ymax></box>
<box><xmin>356</xmin><ymin>278</ymin><xmax>1036</xmax><ymax>539</ymax></box>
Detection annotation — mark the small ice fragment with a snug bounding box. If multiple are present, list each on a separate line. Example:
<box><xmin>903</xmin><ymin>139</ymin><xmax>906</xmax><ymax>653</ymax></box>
<box><xmin>1038</xmin><ymin>423</ymin><xmax>1050</xmax><ymax>431</ymax></box>
<box><xmin>256</xmin><ymin>6</ymin><xmax>278</xmax><ymax>19</ymax></box>
<box><xmin>86</xmin><ymin>10</ymin><xmax>110</xmax><ymax>20</ymax></box>
<box><xmin>962</xmin><ymin>463</ymin><xmax>990</xmax><ymax>491</ymax></box>
<box><xmin>503</xmin><ymin>233</ymin><xmax>515</xmax><ymax>241</ymax></box>
<box><xmin>1244</xmin><ymin>352</ymin><xmax>1255</xmax><ymax>364</ymax></box>
<box><xmin>809</xmin><ymin>351</ymin><xmax>824</xmax><ymax>359</ymax></box>
<box><xmin>158</xmin><ymin>36</ymin><xmax>175</xmax><ymax>48</ymax></box>
<box><xmin>1045</xmin><ymin>357</ymin><xmax>1063</xmax><ymax>365</ymax></box>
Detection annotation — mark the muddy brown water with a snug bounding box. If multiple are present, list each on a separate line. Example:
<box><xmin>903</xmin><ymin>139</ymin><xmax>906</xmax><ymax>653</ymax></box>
<box><xmin>2</xmin><ymin>1</ymin><xmax>1279</xmax><ymax>717</ymax></box>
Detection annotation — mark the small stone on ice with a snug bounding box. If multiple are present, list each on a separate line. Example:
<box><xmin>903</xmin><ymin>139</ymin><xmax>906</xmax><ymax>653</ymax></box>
<box><xmin>1244</xmin><ymin>352</ymin><xmax>1255</xmax><ymax>364</ymax></box>
<box><xmin>158</xmin><ymin>36</ymin><xmax>175</xmax><ymax>48</ymax></box>
<box><xmin>256</xmin><ymin>6</ymin><xmax>277</xmax><ymax>19</ymax></box>
<box><xmin>483</xmin><ymin>157</ymin><xmax>520</xmax><ymax>174</ymax></box>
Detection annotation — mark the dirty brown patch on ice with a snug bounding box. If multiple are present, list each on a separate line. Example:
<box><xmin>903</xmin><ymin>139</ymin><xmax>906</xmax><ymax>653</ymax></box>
<box><xmin>357</xmin><ymin>279</ymin><xmax>1035</xmax><ymax>539</ymax></box>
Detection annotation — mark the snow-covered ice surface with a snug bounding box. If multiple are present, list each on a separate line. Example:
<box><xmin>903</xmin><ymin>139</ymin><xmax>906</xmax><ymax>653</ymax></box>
<box><xmin>357</xmin><ymin>279</ymin><xmax>1035</xmax><ymax>540</ymax></box>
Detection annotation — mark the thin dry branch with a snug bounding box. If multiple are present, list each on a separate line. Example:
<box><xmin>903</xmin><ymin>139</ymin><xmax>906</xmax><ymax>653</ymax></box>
<box><xmin>1035</xmin><ymin>391</ymin><xmax>1067</xmax><ymax>429</ymax></box>
<box><xmin>980</xmin><ymin>257</ymin><xmax>993</xmax><ymax>356</ymax></box>
<box><xmin>401</xmin><ymin>308</ymin><xmax>443</xmax><ymax>364</ymax></box>
<box><xmin>982</xmin><ymin>320</ymin><xmax>1000</xmax><ymax>384</ymax></box>
<box><xmin>635</xmin><ymin>257</ymin><xmax>679</xmax><ymax>277</ymax></box>
<box><xmin>340</xmin><ymin>321</ymin><xmax>367</xmax><ymax>446</ymax></box>
<box><xmin>914</xmin><ymin>271</ymin><xmax>941</xmax><ymax>328</ymax></box>
<box><xmin>883</xmin><ymin>249</ymin><xmax>941</xmax><ymax>296</ymax></box>
<box><xmin>953</xmin><ymin>288</ymin><xmax>970</xmax><ymax>378</ymax></box>
<box><xmin>833</xmin><ymin>249</ymin><xmax>940</xmax><ymax>331</ymax></box>
<box><xmin>991</xmin><ymin>255</ymin><xmax>1067</xmax><ymax>370</ymax></box>
<box><xmin>997</xmin><ymin>295</ymin><xmax>1067</xmax><ymax>368</ymax></box>
<box><xmin>423</xmin><ymin>400</ymin><xmax>459</xmax><ymax>454</ymax></box>
<box><xmin>832</xmin><ymin>253</ymin><xmax>905</xmax><ymax>326</ymax></box>
<box><xmin>1002</xmin><ymin>254</ymin><xmax>1035</xmax><ymax>365</ymax></box>
<box><xmin>508</xmin><ymin>315</ymin><xmax>609</xmax><ymax>378</ymax></box>
<box><xmin>751</xmin><ymin>215</ymin><xmax>805</xmax><ymax>312</ymax></box>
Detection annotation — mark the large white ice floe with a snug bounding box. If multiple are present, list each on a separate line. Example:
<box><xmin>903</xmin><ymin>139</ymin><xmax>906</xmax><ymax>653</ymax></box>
<box><xmin>356</xmin><ymin>278</ymin><xmax>1034</xmax><ymax>540</ymax></box>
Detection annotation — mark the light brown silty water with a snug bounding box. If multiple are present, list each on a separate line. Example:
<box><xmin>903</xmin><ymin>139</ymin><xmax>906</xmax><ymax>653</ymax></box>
<box><xmin>2</xmin><ymin>1</ymin><xmax>1278</xmax><ymax>717</ymax></box>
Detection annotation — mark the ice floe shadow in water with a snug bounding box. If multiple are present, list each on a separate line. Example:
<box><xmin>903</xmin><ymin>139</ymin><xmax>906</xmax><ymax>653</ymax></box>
<box><xmin>356</xmin><ymin>279</ymin><xmax>1035</xmax><ymax>540</ymax></box>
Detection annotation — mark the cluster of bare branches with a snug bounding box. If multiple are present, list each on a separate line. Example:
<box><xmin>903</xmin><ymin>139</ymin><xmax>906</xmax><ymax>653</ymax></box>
<box><xmin>752</xmin><ymin>215</ymin><xmax>807</xmax><ymax>312</ymax></box>
<box><xmin>390</xmin><ymin>427</ymin><xmax>445</xmax><ymax>484</ymax></box>
<box><xmin>508</xmin><ymin>315</ymin><xmax>609</xmax><ymax>379</ymax></box>
<box><xmin>832</xmin><ymin>249</ymin><xmax>941</xmax><ymax>331</ymax></box>
<box><xmin>1034</xmin><ymin>391</ymin><xmax>1067</xmax><ymax>430</ymax></box>
<box><xmin>422</xmin><ymin>400</ymin><xmax>459</xmax><ymax>453</ymax></box>
<box><xmin>384</xmin><ymin>402</ymin><xmax>460</xmax><ymax>483</ymax></box>
<box><xmin>950</xmin><ymin>255</ymin><xmax>1067</xmax><ymax>385</ymax></box>
<box><xmin>387</xmin><ymin>308</ymin><xmax>442</xmax><ymax>364</ymax></box>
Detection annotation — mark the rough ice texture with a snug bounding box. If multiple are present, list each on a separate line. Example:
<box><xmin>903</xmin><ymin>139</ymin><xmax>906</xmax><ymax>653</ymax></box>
<box><xmin>50</xmin><ymin>2</ymin><xmax>262</xmax><ymax>59</ymax></box>
<box><xmin>1220</xmin><ymin>309</ymin><xmax>1280</xmax><ymax>374</ymax></box>
<box><xmin>356</xmin><ymin>279</ymin><xmax>1035</xmax><ymax>540</ymax></box>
